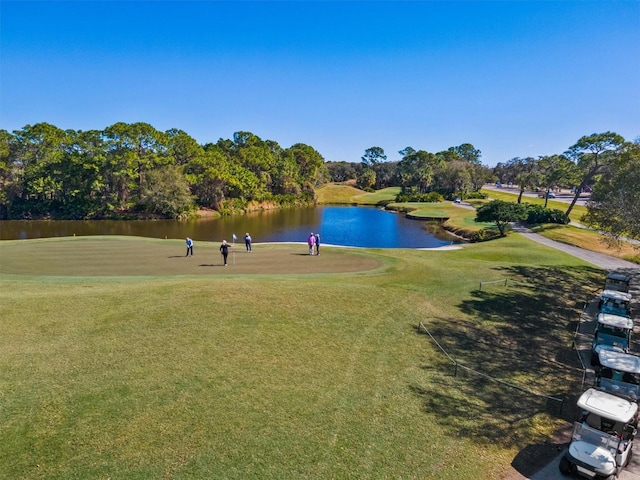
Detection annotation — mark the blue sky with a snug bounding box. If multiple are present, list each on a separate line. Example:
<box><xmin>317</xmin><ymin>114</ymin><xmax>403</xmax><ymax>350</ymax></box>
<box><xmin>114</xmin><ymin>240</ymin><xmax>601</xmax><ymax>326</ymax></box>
<box><xmin>1</xmin><ymin>1</ymin><xmax>639</xmax><ymax>166</ymax></box>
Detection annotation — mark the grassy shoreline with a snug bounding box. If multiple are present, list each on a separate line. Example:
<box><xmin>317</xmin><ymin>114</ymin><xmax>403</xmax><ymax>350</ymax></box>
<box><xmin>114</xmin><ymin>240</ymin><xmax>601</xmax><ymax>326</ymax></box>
<box><xmin>1</xmin><ymin>235</ymin><xmax>601</xmax><ymax>479</ymax></box>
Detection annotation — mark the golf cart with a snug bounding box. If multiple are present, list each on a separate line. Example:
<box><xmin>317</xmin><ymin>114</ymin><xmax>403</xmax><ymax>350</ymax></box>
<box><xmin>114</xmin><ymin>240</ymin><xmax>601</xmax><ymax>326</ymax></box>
<box><xmin>605</xmin><ymin>272</ymin><xmax>633</xmax><ymax>294</ymax></box>
<box><xmin>560</xmin><ymin>388</ymin><xmax>638</xmax><ymax>479</ymax></box>
<box><xmin>599</xmin><ymin>290</ymin><xmax>633</xmax><ymax>318</ymax></box>
<box><xmin>596</xmin><ymin>350</ymin><xmax>640</xmax><ymax>402</ymax></box>
<box><xmin>591</xmin><ymin>313</ymin><xmax>634</xmax><ymax>367</ymax></box>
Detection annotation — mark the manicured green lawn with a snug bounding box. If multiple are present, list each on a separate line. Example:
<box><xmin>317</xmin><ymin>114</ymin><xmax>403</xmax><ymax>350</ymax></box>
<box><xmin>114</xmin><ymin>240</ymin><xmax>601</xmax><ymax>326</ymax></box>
<box><xmin>315</xmin><ymin>183</ymin><xmax>400</xmax><ymax>206</ymax></box>
<box><xmin>0</xmin><ymin>236</ymin><xmax>601</xmax><ymax>479</ymax></box>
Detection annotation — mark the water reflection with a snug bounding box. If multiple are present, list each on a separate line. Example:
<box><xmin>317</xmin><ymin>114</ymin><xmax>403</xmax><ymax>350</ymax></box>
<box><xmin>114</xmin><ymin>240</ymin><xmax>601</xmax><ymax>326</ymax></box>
<box><xmin>0</xmin><ymin>206</ymin><xmax>463</xmax><ymax>248</ymax></box>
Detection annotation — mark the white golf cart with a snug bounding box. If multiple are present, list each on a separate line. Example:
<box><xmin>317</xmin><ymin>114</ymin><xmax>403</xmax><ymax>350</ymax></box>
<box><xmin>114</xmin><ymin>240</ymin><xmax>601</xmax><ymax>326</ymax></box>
<box><xmin>605</xmin><ymin>272</ymin><xmax>633</xmax><ymax>294</ymax></box>
<box><xmin>599</xmin><ymin>290</ymin><xmax>633</xmax><ymax>318</ymax></box>
<box><xmin>560</xmin><ymin>388</ymin><xmax>637</xmax><ymax>479</ymax></box>
<box><xmin>596</xmin><ymin>350</ymin><xmax>640</xmax><ymax>402</ymax></box>
<box><xmin>591</xmin><ymin>313</ymin><xmax>634</xmax><ymax>367</ymax></box>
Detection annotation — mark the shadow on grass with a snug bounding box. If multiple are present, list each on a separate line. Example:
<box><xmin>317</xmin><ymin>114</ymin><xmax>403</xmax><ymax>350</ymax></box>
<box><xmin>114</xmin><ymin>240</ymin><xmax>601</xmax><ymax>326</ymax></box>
<box><xmin>412</xmin><ymin>265</ymin><xmax>601</xmax><ymax>454</ymax></box>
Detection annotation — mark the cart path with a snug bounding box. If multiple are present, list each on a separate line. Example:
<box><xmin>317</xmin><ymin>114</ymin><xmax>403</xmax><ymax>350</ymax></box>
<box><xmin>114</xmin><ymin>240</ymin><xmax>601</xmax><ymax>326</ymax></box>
<box><xmin>512</xmin><ymin>223</ymin><xmax>639</xmax><ymax>271</ymax></box>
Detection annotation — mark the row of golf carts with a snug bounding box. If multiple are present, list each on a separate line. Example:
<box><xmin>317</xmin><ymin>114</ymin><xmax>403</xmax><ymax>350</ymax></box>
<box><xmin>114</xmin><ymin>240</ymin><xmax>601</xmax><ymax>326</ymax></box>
<box><xmin>561</xmin><ymin>272</ymin><xmax>637</xmax><ymax>479</ymax></box>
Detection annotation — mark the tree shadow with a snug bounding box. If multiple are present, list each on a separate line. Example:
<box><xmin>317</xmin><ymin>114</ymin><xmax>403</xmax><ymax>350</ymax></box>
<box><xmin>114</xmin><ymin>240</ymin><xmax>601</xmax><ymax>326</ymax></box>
<box><xmin>412</xmin><ymin>265</ymin><xmax>601</xmax><ymax>451</ymax></box>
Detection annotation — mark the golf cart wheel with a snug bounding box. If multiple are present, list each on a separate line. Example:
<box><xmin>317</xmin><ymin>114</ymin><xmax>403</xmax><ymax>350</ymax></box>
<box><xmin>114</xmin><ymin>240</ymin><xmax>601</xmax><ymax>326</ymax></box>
<box><xmin>558</xmin><ymin>456</ymin><xmax>573</xmax><ymax>475</ymax></box>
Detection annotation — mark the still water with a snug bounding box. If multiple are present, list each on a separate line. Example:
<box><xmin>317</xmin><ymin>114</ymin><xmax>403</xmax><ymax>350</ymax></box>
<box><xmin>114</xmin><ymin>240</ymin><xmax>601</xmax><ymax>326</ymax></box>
<box><xmin>0</xmin><ymin>206</ymin><xmax>463</xmax><ymax>248</ymax></box>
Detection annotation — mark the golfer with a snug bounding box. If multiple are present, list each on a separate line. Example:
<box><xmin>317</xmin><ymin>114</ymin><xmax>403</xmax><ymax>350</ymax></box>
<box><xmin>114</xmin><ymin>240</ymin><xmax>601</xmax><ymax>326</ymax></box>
<box><xmin>220</xmin><ymin>240</ymin><xmax>230</xmax><ymax>266</ymax></box>
<box><xmin>307</xmin><ymin>232</ymin><xmax>316</xmax><ymax>255</ymax></box>
<box><xmin>185</xmin><ymin>237</ymin><xmax>194</xmax><ymax>256</ymax></box>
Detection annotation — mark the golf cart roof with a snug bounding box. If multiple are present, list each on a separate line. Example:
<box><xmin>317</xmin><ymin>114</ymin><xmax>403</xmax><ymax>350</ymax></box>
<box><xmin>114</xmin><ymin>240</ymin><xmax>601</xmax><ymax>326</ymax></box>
<box><xmin>601</xmin><ymin>290</ymin><xmax>632</xmax><ymax>302</ymax></box>
<box><xmin>577</xmin><ymin>388</ymin><xmax>638</xmax><ymax>423</ymax></box>
<box><xmin>607</xmin><ymin>272</ymin><xmax>633</xmax><ymax>282</ymax></box>
<box><xmin>597</xmin><ymin>313</ymin><xmax>634</xmax><ymax>330</ymax></box>
<box><xmin>598</xmin><ymin>350</ymin><xmax>640</xmax><ymax>374</ymax></box>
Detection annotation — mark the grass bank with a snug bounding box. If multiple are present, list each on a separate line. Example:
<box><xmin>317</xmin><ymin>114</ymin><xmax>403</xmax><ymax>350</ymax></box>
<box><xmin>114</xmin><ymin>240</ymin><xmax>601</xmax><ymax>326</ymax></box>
<box><xmin>0</xmin><ymin>236</ymin><xmax>601</xmax><ymax>479</ymax></box>
<box><xmin>315</xmin><ymin>183</ymin><xmax>400</xmax><ymax>206</ymax></box>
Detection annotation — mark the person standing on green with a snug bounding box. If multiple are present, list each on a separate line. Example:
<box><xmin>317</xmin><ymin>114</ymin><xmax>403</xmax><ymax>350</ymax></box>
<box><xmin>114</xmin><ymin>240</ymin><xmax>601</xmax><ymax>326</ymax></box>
<box><xmin>220</xmin><ymin>240</ymin><xmax>230</xmax><ymax>266</ymax></box>
<box><xmin>244</xmin><ymin>233</ymin><xmax>252</xmax><ymax>252</ymax></box>
<box><xmin>185</xmin><ymin>237</ymin><xmax>194</xmax><ymax>256</ymax></box>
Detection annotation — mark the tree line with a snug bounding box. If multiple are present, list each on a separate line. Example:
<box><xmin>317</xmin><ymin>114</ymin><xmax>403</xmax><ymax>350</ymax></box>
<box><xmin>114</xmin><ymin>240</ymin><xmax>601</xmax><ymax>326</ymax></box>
<box><xmin>491</xmin><ymin>132</ymin><xmax>640</xmax><ymax>241</ymax></box>
<box><xmin>1</xmin><ymin>123</ymin><xmax>637</xmax><ymax>242</ymax></box>
<box><xmin>0</xmin><ymin>123</ymin><xmax>327</xmax><ymax>219</ymax></box>
<box><xmin>326</xmin><ymin>143</ymin><xmax>494</xmax><ymax>197</ymax></box>
<box><xmin>0</xmin><ymin>122</ymin><xmax>493</xmax><ymax>220</ymax></box>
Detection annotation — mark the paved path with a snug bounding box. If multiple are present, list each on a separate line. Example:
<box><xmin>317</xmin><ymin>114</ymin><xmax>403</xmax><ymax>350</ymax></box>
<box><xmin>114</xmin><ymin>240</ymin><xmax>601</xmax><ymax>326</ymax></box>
<box><xmin>511</xmin><ymin>223</ymin><xmax>640</xmax><ymax>271</ymax></box>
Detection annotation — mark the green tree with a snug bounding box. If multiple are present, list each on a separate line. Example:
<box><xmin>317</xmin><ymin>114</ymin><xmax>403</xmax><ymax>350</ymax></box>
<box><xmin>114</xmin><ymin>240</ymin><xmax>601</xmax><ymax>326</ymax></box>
<box><xmin>183</xmin><ymin>146</ymin><xmax>233</xmax><ymax>210</ymax></box>
<box><xmin>0</xmin><ymin>129</ymin><xmax>13</xmax><ymax>217</ymax></box>
<box><xmin>361</xmin><ymin>146</ymin><xmax>387</xmax><ymax>167</ymax></box>
<box><xmin>57</xmin><ymin>129</ymin><xmax>107</xmax><ymax>217</ymax></box>
<box><xmin>356</xmin><ymin>168</ymin><xmax>376</xmax><ymax>190</ymax></box>
<box><xmin>102</xmin><ymin>122</ymin><xmax>170</xmax><ymax>209</ymax></box>
<box><xmin>583</xmin><ymin>141</ymin><xmax>640</xmax><ymax>242</ymax></box>
<box><xmin>502</xmin><ymin>157</ymin><xmax>540</xmax><ymax>203</ymax></box>
<box><xmin>537</xmin><ymin>154</ymin><xmax>577</xmax><ymax>208</ymax></box>
<box><xmin>564</xmin><ymin>132</ymin><xmax>626</xmax><ymax>217</ymax></box>
<box><xmin>11</xmin><ymin>123</ymin><xmax>68</xmax><ymax>208</ymax></box>
<box><xmin>468</xmin><ymin>163</ymin><xmax>494</xmax><ymax>192</ymax></box>
<box><xmin>397</xmin><ymin>148</ymin><xmax>442</xmax><ymax>194</ymax></box>
<box><xmin>453</xmin><ymin>143</ymin><xmax>482</xmax><ymax>164</ymax></box>
<box><xmin>374</xmin><ymin>160</ymin><xmax>399</xmax><ymax>189</ymax></box>
<box><xmin>475</xmin><ymin>200</ymin><xmax>527</xmax><ymax>237</ymax></box>
<box><xmin>287</xmin><ymin>143</ymin><xmax>326</xmax><ymax>186</ymax></box>
<box><xmin>137</xmin><ymin>165</ymin><xmax>194</xmax><ymax>218</ymax></box>
<box><xmin>437</xmin><ymin>160</ymin><xmax>472</xmax><ymax>195</ymax></box>
<box><xmin>166</xmin><ymin>129</ymin><xmax>203</xmax><ymax>166</ymax></box>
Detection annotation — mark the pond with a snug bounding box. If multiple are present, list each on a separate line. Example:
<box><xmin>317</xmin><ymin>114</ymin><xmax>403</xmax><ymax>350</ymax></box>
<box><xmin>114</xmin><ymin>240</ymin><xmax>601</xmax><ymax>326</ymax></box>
<box><xmin>0</xmin><ymin>206</ymin><xmax>464</xmax><ymax>248</ymax></box>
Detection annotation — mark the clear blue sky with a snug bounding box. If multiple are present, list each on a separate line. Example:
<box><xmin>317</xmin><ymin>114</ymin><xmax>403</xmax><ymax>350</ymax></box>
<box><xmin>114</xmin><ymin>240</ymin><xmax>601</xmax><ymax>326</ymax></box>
<box><xmin>1</xmin><ymin>1</ymin><xmax>639</xmax><ymax>166</ymax></box>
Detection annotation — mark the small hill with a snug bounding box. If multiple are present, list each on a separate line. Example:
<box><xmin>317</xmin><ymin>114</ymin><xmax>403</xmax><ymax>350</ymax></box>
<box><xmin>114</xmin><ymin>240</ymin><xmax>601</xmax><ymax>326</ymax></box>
<box><xmin>316</xmin><ymin>183</ymin><xmax>368</xmax><ymax>204</ymax></box>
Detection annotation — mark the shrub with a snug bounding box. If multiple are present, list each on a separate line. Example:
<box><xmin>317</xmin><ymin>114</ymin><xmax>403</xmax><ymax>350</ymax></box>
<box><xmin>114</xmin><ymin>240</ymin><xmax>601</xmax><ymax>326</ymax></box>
<box><xmin>468</xmin><ymin>229</ymin><xmax>501</xmax><ymax>242</ymax></box>
<box><xmin>465</xmin><ymin>191</ymin><xmax>488</xmax><ymax>200</ymax></box>
<box><xmin>394</xmin><ymin>192</ymin><xmax>443</xmax><ymax>203</ymax></box>
<box><xmin>523</xmin><ymin>204</ymin><xmax>570</xmax><ymax>225</ymax></box>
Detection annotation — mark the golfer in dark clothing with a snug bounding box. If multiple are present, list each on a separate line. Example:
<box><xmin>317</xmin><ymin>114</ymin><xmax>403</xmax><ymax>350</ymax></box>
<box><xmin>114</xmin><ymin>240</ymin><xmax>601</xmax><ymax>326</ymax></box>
<box><xmin>244</xmin><ymin>233</ymin><xmax>252</xmax><ymax>252</ymax></box>
<box><xmin>314</xmin><ymin>233</ymin><xmax>320</xmax><ymax>255</ymax></box>
<box><xmin>220</xmin><ymin>240</ymin><xmax>230</xmax><ymax>266</ymax></box>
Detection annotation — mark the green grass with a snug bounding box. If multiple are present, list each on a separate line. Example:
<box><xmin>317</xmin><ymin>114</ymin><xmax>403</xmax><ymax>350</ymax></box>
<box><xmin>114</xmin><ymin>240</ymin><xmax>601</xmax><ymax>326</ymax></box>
<box><xmin>0</xmin><ymin>236</ymin><xmax>602</xmax><ymax>479</ymax></box>
<box><xmin>315</xmin><ymin>183</ymin><xmax>399</xmax><ymax>206</ymax></box>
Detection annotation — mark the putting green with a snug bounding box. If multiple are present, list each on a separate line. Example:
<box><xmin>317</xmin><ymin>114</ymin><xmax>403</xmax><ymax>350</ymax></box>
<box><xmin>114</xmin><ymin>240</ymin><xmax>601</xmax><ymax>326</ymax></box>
<box><xmin>0</xmin><ymin>236</ymin><xmax>387</xmax><ymax>277</ymax></box>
